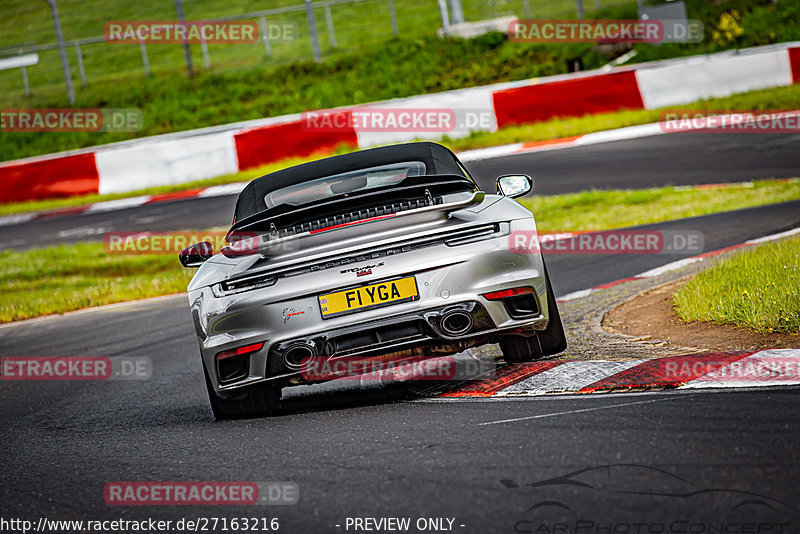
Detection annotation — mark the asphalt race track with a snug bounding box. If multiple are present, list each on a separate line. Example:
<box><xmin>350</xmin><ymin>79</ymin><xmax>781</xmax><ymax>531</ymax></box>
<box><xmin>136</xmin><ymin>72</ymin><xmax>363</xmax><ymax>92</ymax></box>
<box><xmin>2</xmin><ymin>130</ymin><xmax>800</xmax><ymax>250</ymax></box>
<box><xmin>1</xmin><ymin>131</ymin><xmax>799</xmax><ymax>531</ymax></box>
<box><xmin>466</xmin><ymin>130</ymin><xmax>800</xmax><ymax>194</ymax></box>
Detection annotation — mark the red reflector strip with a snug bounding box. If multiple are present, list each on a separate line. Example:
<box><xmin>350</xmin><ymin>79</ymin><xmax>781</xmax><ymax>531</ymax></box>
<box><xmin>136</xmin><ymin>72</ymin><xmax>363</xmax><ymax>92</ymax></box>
<box><xmin>309</xmin><ymin>213</ymin><xmax>397</xmax><ymax>234</ymax></box>
<box><xmin>482</xmin><ymin>286</ymin><xmax>534</xmax><ymax>301</ymax></box>
<box><xmin>216</xmin><ymin>342</ymin><xmax>264</xmax><ymax>360</ymax></box>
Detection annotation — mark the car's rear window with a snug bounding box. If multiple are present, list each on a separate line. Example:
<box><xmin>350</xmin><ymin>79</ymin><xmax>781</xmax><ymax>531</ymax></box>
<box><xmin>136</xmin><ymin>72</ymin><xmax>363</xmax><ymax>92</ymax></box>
<box><xmin>263</xmin><ymin>161</ymin><xmax>426</xmax><ymax>209</ymax></box>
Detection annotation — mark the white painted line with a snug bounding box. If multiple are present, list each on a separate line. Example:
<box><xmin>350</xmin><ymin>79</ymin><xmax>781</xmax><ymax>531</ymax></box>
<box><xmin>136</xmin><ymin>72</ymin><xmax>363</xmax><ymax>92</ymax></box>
<box><xmin>574</xmin><ymin>122</ymin><xmax>666</xmax><ymax>146</ymax></box>
<box><xmin>198</xmin><ymin>182</ymin><xmax>248</xmax><ymax>197</ymax></box>
<box><xmin>85</xmin><ymin>196</ymin><xmax>151</xmax><ymax>213</ymax></box>
<box><xmin>0</xmin><ymin>212</ymin><xmax>37</xmax><ymax>227</ymax></box>
<box><xmin>745</xmin><ymin>227</ymin><xmax>800</xmax><ymax>245</ymax></box>
<box><xmin>556</xmin><ymin>288</ymin><xmax>595</xmax><ymax>302</ymax></box>
<box><xmin>635</xmin><ymin>257</ymin><xmax>703</xmax><ymax>279</ymax></box>
<box><xmin>538</xmin><ymin>232</ymin><xmax>578</xmax><ymax>242</ymax></box>
<box><xmin>457</xmin><ymin>143</ymin><xmax>523</xmax><ymax>162</ymax></box>
<box><xmin>495</xmin><ymin>359</ymin><xmax>647</xmax><ymax>396</ymax></box>
<box><xmin>477</xmin><ymin>395</ymin><xmax>689</xmax><ymax>426</ymax></box>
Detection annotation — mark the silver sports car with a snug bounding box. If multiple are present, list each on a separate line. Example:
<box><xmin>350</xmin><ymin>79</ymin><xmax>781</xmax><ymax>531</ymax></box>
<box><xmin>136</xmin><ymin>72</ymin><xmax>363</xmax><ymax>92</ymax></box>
<box><xmin>180</xmin><ymin>142</ymin><xmax>565</xmax><ymax>419</ymax></box>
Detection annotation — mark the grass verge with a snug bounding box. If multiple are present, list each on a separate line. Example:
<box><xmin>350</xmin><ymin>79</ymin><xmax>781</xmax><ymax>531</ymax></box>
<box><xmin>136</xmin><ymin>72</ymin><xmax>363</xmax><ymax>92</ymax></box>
<box><xmin>1</xmin><ymin>178</ymin><xmax>799</xmax><ymax>324</ymax></box>
<box><xmin>3</xmin><ymin>82</ymin><xmax>800</xmax><ymax>218</ymax></box>
<box><xmin>673</xmin><ymin>235</ymin><xmax>800</xmax><ymax>334</ymax></box>
<box><xmin>0</xmin><ymin>243</ymin><xmax>195</xmax><ymax>324</ymax></box>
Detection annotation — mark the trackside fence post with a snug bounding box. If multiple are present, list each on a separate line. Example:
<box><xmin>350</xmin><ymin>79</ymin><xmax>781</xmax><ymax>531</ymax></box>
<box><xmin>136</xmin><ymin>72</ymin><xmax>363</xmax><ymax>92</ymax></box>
<box><xmin>139</xmin><ymin>41</ymin><xmax>151</xmax><ymax>77</ymax></box>
<box><xmin>437</xmin><ymin>0</ymin><xmax>450</xmax><ymax>35</ymax></box>
<box><xmin>324</xmin><ymin>4</ymin><xmax>337</xmax><ymax>48</ymax></box>
<box><xmin>304</xmin><ymin>0</ymin><xmax>322</xmax><ymax>62</ymax></box>
<box><xmin>522</xmin><ymin>0</ymin><xmax>531</xmax><ymax>18</ymax></box>
<box><xmin>20</xmin><ymin>50</ymin><xmax>30</xmax><ymax>96</ymax></box>
<box><xmin>388</xmin><ymin>0</ymin><xmax>398</xmax><ymax>36</ymax></box>
<box><xmin>201</xmin><ymin>39</ymin><xmax>210</xmax><ymax>68</ymax></box>
<box><xmin>260</xmin><ymin>16</ymin><xmax>272</xmax><ymax>56</ymax></box>
<box><xmin>75</xmin><ymin>43</ymin><xmax>87</xmax><ymax>87</ymax></box>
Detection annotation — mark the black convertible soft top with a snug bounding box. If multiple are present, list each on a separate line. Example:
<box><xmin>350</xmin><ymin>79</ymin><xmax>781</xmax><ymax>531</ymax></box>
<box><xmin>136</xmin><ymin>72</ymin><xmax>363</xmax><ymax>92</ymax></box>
<box><xmin>233</xmin><ymin>142</ymin><xmax>472</xmax><ymax>222</ymax></box>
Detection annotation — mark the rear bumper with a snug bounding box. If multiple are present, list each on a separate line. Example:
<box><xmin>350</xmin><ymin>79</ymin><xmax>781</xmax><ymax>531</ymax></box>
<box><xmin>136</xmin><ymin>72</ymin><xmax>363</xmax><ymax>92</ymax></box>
<box><xmin>188</xmin><ymin>218</ymin><xmax>549</xmax><ymax>397</ymax></box>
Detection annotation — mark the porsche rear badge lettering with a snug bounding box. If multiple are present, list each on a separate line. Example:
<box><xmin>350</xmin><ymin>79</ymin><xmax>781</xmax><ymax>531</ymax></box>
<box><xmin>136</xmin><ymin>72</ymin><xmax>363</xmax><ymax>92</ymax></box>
<box><xmin>340</xmin><ymin>262</ymin><xmax>384</xmax><ymax>277</ymax></box>
<box><xmin>282</xmin><ymin>307</ymin><xmax>306</xmax><ymax>323</ymax></box>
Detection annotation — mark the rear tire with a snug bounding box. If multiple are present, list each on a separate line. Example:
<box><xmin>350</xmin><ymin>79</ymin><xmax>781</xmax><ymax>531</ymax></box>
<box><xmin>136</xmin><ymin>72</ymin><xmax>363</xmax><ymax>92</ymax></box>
<box><xmin>203</xmin><ymin>366</ymin><xmax>282</xmax><ymax>420</ymax></box>
<box><xmin>499</xmin><ymin>264</ymin><xmax>567</xmax><ymax>363</ymax></box>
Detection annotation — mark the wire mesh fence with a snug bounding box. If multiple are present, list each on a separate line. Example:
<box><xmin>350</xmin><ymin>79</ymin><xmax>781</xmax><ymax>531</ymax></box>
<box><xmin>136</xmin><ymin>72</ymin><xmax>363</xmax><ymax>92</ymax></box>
<box><xmin>0</xmin><ymin>0</ymin><xmax>634</xmax><ymax>101</ymax></box>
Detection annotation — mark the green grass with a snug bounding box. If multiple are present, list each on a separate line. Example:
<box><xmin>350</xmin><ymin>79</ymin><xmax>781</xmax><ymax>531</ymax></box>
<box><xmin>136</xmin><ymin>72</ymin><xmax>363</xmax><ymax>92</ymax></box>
<box><xmin>1</xmin><ymin>177</ymin><xmax>798</xmax><ymax>323</ymax></box>
<box><xmin>518</xmin><ymin>179</ymin><xmax>800</xmax><ymax>233</ymax></box>
<box><xmin>3</xmin><ymin>82</ymin><xmax>800</xmax><ymax>218</ymax></box>
<box><xmin>0</xmin><ymin>0</ymin><xmax>621</xmax><ymax>99</ymax></box>
<box><xmin>673</xmin><ymin>235</ymin><xmax>800</xmax><ymax>334</ymax></box>
<box><xmin>2</xmin><ymin>0</ymin><xmax>798</xmax><ymax>161</ymax></box>
<box><xmin>0</xmin><ymin>0</ymin><xmax>590</xmax><ymax>95</ymax></box>
<box><xmin>0</xmin><ymin>242</ymin><xmax>195</xmax><ymax>323</ymax></box>
<box><xmin>0</xmin><ymin>33</ymin><xmax>606</xmax><ymax>161</ymax></box>
<box><xmin>4</xmin><ymin>0</ymin><xmax>794</xmax><ymax>99</ymax></box>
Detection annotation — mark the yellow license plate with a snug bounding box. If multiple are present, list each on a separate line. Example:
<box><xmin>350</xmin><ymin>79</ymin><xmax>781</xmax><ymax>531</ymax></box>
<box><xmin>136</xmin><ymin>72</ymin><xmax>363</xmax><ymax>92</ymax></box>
<box><xmin>318</xmin><ymin>277</ymin><xmax>419</xmax><ymax>318</ymax></box>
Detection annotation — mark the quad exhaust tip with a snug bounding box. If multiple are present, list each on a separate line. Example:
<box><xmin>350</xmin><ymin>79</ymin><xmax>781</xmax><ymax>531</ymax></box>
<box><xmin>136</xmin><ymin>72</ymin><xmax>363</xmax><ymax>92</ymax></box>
<box><xmin>439</xmin><ymin>309</ymin><xmax>474</xmax><ymax>336</ymax></box>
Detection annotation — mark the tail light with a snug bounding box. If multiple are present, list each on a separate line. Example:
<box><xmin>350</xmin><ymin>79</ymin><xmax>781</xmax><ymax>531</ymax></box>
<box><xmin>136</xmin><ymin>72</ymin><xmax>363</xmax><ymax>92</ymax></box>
<box><xmin>216</xmin><ymin>342</ymin><xmax>264</xmax><ymax>360</ymax></box>
<box><xmin>215</xmin><ymin>342</ymin><xmax>264</xmax><ymax>383</ymax></box>
<box><xmin>483</xmin><ymin>287</ymin><xmax>539</xmax><ymax>319</ymax></box>
<box><xmin>482</xmin><ymin>287</ymin><xmax>534</xmax><ymax>300</ymax></box>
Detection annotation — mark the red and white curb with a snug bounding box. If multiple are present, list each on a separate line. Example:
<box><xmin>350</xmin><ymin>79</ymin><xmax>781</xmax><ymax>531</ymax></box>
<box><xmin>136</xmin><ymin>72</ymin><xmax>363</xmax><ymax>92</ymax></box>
<box><xmin>3</xmin><ymin>43</ymin><xmax>798</xmax><ymax>203</ymax></box>
<box><xmin>556</xmin><ymin>226</ymin><xmax>800</xmax><ymax>303</ymax></box>
<box><xmin>438</xmin><ymin>349</ymin><xmax>800</xmax><ymax>398</ymax></box>
<box><xmin>458</xmin><ymin>110</ymin><xmax>800</xmax><ymax>162</ymax></box>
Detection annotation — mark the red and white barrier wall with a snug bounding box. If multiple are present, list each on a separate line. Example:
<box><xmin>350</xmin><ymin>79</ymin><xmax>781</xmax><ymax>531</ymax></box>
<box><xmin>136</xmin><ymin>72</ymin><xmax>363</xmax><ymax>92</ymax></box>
<box><xmin>2</xmin><ymin>42</ymin><xmax>799</xmax><ymax>203</ymax></box>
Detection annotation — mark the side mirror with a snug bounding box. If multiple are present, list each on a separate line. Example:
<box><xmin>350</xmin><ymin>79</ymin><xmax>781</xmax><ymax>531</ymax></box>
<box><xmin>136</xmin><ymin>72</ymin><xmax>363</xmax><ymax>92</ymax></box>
<box><xmin>496</xmin><ymin>174</ymin><xmax>533</xmax><ymax>198</ymax></box>
<box><xmin>179</xmin><ymin>241</ymin><xmax>214</xmax><ymax>268</ymax></box>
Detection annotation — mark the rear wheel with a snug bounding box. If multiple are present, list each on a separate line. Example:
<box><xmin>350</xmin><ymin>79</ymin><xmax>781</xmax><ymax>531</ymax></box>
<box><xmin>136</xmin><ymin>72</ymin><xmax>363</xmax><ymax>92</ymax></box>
<box><xmin>203</xmin><ymin>366</ymin><xmax>282</xmax><ymax>420</ymax></box>
<box><xmin>499</xmin><ymin>265</ymin><xmax>567</xmax><ymax>363</ymax></box>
